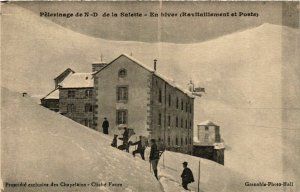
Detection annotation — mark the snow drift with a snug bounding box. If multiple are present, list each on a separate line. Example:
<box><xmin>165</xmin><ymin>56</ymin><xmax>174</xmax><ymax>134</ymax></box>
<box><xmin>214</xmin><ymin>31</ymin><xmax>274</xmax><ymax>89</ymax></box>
<box><xmin>1</xmin><ymin>87</ymin><xmax>163</xmax><ymax>192</ymax></box>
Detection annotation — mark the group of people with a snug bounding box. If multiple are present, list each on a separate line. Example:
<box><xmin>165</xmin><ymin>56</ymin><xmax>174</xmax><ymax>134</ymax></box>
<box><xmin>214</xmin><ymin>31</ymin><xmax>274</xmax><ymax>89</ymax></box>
<box><xmin>102</xmin><ymin>117</ymin><xmax>194</xmax><ymax>190</ymax></box>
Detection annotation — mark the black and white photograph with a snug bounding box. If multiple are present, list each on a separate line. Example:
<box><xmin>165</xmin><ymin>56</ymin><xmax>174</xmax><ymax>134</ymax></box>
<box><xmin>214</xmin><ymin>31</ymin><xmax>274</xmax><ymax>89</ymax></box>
<box><xmin>1</xmin><ymin>1</ymin><xmax>299</xmax><ymax>192</ymax></box>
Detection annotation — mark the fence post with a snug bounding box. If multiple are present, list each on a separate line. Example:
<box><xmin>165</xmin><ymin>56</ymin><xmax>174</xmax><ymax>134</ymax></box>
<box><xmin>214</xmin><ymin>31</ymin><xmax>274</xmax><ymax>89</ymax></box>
<box><xmin>163</xmin><ymin>152</ymin><xmax>165</xmax><ymax>168</ymax></box>
<box><xmin>198</xmin><ymin>160</ymin><xmax>200</xmax><ymax>192</ymax></box>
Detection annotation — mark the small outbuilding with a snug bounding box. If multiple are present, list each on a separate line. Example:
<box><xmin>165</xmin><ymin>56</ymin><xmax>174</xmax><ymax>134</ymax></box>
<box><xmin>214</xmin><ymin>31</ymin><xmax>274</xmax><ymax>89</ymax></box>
<box><xmin>193</xmin><ymin>120</ymin><xmax>225</xmax><ymax>165</ymax></box>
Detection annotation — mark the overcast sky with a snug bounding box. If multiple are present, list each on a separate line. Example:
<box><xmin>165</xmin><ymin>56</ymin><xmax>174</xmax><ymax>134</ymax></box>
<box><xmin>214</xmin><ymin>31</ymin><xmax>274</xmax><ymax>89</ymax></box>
<box><xmin>17</xmin><ymin>1</ymin><xmax>299</xmax><ymax>43</ymax></box>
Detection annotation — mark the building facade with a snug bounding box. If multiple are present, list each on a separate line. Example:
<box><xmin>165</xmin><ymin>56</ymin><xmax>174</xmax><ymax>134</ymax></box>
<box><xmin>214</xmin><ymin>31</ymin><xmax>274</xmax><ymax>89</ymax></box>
<box><xmin>58</xmin><ymin>73</ymin><xmax>95</xmax><ymax>128</ymax></box>
<box><xmin>94</xmin><ymin>54</ymin><xmax>194</xmax><ymax>153</ymax></box>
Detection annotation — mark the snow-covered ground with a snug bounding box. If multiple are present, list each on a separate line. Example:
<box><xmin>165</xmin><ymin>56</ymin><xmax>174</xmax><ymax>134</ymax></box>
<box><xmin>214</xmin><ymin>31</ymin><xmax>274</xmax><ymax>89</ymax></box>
<box><xmin>1</xmin><ymin>87</ymin><xmax>163</xmax><ymax>192</ymax></box>
<box><xmin>3</xmin><ymin>87</ymin><xmax>295</xmax><ymax>192</ymax></box>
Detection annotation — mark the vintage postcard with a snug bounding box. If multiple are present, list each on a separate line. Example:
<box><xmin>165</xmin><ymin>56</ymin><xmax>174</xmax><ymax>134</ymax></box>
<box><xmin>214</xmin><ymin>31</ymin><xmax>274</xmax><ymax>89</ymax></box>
<box><xmin>1</xmin><ymin>1</ymin><xmax>299</xmax><ymax>192</ymax></box>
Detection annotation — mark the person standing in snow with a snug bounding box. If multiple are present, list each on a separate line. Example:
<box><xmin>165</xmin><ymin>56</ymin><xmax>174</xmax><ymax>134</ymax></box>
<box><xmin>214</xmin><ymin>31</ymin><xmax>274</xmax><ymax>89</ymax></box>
<box><xmin>120</xmin><ymin>127</ymin><xmax>130</xmax><ymax>152</ymax></box>
<box><xmin>149</xmin><ymin>139</ymin><xmax>160</xmax><ymax>180</ymax></box>
<box><xmin>131</xmin><ymin>136</ymin><xmax>146</xmax><ymax>160</ymax></box>
<box><xmin>122</xmin><ymin>127</ymin><xmax>129</xmax><ymax>143</ymax></box>
<box><xmin>111</xmin><ymin>134</ymin><xmax>118</xmax><ymax>148</ymax></box>
<box><xmin>102</xmin><ymin>117</ymin><xmax>109</xmax><ymax>134</ymax></box>
<box><xmin>181</xmin><ymin>161</ymin><xmax>194</xmax><ymax>190</ymax></box>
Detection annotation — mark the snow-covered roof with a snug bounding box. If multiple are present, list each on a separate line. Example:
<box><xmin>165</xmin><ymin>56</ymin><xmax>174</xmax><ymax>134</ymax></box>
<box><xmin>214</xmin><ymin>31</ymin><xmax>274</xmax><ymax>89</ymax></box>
<box><xmin>59</xmin><ymin>73</ymin><xmax>94</xmax><ymax>88</ymax></box>
<box><xmin>43</xmin><ymin>89</ymin><xmax>59</xmax><ymax>100</ymax></box>
<box><xmin>94</xmin><ymin>54</ymin><xmax>194</xmax><ymax>98</ymax></box>
<box><xmin>198</xmin><ymin>120</ymin><xmax>218</xmax><ymax>126</ymax></box>
<box><xmin>54</xmin><ymin>68</ymin><xmax>75</xmax><ymax>80</ymax></box>
<box><xmin>123</xmin><ymin>54</ymin><xmax>194</xmax><ymax>98</ymax></box>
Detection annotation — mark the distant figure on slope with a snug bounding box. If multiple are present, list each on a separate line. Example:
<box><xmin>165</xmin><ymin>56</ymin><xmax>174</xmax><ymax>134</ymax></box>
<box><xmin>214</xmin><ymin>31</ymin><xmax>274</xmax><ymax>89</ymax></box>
<box><xmin>149</xmin><ymin>139</ymin><xmax>160</xmax><ymax>180</ymax></box>
<box><xmin>102</xmin><ymin>117</ymin><xmax>109</xmax><ymax>134</ymax></box>
<box><xmin>111</xmin><ymin>134</ymin><xmax>118</xmax><ymax>148</ymax></box>
<box><xmin>122</xmin><ymin>127</ymin><xmax>129</xmax><ymax>143</ymax></box>
<box><xmin>181</xmin><ymin>161</ymin><xmax>194</xmax><ymax>190</ymax></box>
<box><xmin>131</xmin><ymin>136</ymin><xmax>146</xmax><ymax>160</ymax></box>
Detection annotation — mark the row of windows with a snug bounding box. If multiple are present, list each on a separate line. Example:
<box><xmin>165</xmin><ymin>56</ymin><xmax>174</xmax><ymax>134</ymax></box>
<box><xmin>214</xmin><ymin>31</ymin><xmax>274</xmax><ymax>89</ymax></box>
<box><xmin>158</xmin><ymin>113</ymin><xmax>192</xmax><ymax>129</ymax></box>
<box><xmin>82</xmin><ymin>119</ymin><xmax>93</xmax><ymax>128</ymax></box>
<box><xmin>158</xmin><ymin>90</ymin><xmax>192</xmax><ymax>113</ymax></box>
<box><xmin>116</xmin><ymin>85</ymin><xmax>193</xmax><ymax>115</ymax></box>
<box><xmin>67</xmin><ymin>90</ymin><xmax>93</xmax><ymax>98</ymax></box>
<box><xmin>67</xmin><ymin>103</ymin><xmax>94</xmax><ymax>113</ymax></box>
<box><xmin>158</xmin><ymin>136</ymin><xmax>192</xmax><ymax>146</ymax></box>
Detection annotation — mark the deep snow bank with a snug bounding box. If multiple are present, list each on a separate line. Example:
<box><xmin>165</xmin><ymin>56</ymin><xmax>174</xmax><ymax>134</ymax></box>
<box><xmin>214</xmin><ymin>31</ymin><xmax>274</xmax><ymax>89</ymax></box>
<box><xmin>1</xmin><ymin>87</ymin><xmax>162</xmax><ymax>192</ymax></box>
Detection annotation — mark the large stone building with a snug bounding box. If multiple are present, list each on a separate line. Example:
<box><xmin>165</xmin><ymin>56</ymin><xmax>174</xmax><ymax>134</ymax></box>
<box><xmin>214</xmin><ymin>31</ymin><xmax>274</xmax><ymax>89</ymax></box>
<box><xmin>93</xmin><ymin>54</ymin><xmax>194</xmax><ymax>153</ymax></box>
<box><xmin>41</xmin><ymin>54</ymin><xmax>195</xmax><ymax>153</ymax></box>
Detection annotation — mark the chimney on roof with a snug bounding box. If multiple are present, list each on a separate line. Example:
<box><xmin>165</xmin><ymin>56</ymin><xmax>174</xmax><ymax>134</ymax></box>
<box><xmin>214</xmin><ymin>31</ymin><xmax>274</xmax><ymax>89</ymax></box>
<box><xmin>154</xmin><ymin>59</ymin><xmax>157</xmax><ymax>71</ymax></box>
<box><xmin>92</xmin><ymin>62</ymin><xmax>107</xmax><ymax>72</ymax></box>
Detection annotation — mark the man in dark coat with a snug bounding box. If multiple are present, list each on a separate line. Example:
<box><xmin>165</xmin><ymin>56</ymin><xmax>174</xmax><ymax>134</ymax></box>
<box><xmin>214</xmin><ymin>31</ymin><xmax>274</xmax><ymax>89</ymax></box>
<box><xmin>122</xmin><ymin>127</ymin><xmax>129</xmax><ymax>142</ymax></box>
<box><xmin>149</xmin><ymin>139</ymin><xmax>160</xmax><ymax>180</ymax></box>
<box><xmin>181</xmin><ymin>161</ymin><xmax>194</xmax><ymax>190</ymax></box>
<box><xmin>131</xmin><ymin>136</ymin><xmax>146</xmax><ymax>160</ymax></box>
<box><xmin>102</xmin><ymin>117</ymin><xmax>109</xmax><ymax>134</ymax></box>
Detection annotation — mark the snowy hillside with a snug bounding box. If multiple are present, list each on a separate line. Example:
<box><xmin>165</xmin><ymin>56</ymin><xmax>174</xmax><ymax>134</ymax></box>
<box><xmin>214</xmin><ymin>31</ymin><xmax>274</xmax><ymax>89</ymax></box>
<box><xmin>1</xmin><ymin>87</ymin><xmax>163</xmax><ymax>192</ymax></box>
<box><xmin>2</xmin><ymin>87</ymin><xmax>283</xmax><ymax>192</ymax></box>
<box><xmin>2</xmin><ymin>3</ymin><xmax>300</xmax><ymax>186</ymax></box>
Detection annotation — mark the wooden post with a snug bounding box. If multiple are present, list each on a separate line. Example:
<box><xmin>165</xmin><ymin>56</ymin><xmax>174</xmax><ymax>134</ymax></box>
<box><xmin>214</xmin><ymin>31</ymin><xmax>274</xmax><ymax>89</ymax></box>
<box><xmin>163</xmin><ymin>152</ymin><xmax>165</xmax><ymax>168</ymax></box>
<box><xmin>198</xmin><ymin>160</ymin><xmax>200</xmax><ymax>192</ymax></box>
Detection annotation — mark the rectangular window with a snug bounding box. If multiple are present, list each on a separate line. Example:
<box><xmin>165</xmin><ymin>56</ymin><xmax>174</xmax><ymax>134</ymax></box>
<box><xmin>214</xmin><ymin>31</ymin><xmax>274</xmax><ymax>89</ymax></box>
<box><xmin>68</xmin><ymin>90</ymin><xmax>75</xmax><ymax>98</ymax></box>
<box><xmin>117</xmin><ymin>110</ymin><xmax>127</xmax><ymax>125</ymax></box>
<box><xmin>83</xmin><ymin>119</ymin><xmax>93</xmax><ymax>128</ymax></box>
<box><xmin>168</xmin><ymin>94</ymin><xmax>171</xmax><ymax>106</ymax></box>
<box><xmin>117</xmin><ymin>86</ymin><xmax>128</xmax><ymax>101</ymax></box>
<box><xmin>85</xmin><ymin>103</ymin><xmax>93</xmax><ymax>112</ymax></box>
<box><xmin>158</xmin><ymin>113</ymin><xmax>162</xmax><ymax>126</ymax></box>
<box><xmin>85</xmin><ymin>90</ymin><xmax>93</xmax><ymax>97</ymax></box>
<box><xmin>185</xmin><ymin>120</ymin><xmax>188</xmax><ymax>129</ymax></box>
<box><xmin>67</xmin><ymin>104</ymin><xmax>75</xmax><ymax>113</ymax></box>
<box><xmin>158</xmin><ymin>89</ymin><xmax>162</xmax><ymax>103</ymax></box>
<box><xmin>181</xmin><ymin>99</ymin><xmax>184</xmax><ymax>110</ymax></box>
<box><xmin>176</xmin><ymin>97</ymin><xmax>179</xmax><ymax>109</ymax></box>
<box><xmin>168</xmin><ymin>115</ymin><xmax>171</xmax><ymax>126</ymax></box>
<box><xmin>181</xmin><ymin>118</ymin><xmax>183</xmax><ymax>128</ymax></box>
<box><xmin>186</xmin><ymin>102</ymin><xmax>188</xmax><ymax>112</ymax></box>
<box><xmin>176</xmin><ymin>116</ymin><xmax>178</xmax><ymax>127</ymax></box>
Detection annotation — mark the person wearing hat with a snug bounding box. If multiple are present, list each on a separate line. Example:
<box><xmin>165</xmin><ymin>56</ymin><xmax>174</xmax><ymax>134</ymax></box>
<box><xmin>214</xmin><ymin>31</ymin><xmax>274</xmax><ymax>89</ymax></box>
<box><xmin>149</xmin><ymin>139</ymin><xmax>160</xmax><ymax>180</ymax></box>
<box><xmin>181</xmin><ymin>161</ymin><xmax>194</xmax><ymax>190</ymax></box>
<box><xmin>102</xmin><ymin>117</ymin><xmax>109</xmax><ymax>135</ymax></box>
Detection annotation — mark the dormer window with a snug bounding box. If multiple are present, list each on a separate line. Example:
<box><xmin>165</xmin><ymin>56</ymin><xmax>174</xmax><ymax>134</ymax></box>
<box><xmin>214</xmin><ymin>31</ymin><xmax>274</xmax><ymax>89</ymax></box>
<box><xmin>118</xmin><ymin>69</ymin><xmax>127</xmax><ymax>78</ymax></box>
